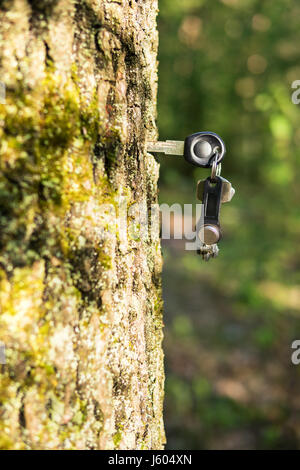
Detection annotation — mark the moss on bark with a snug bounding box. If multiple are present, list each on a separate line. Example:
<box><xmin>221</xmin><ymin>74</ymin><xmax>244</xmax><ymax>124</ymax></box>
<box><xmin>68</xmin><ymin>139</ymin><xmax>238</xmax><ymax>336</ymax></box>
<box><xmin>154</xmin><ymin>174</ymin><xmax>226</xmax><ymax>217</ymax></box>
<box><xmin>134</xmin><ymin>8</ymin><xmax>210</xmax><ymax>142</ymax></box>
<box><xmin>0</xmin><ymin>0</ymin><xmax>164</xmax><ymax>450</ymax></box>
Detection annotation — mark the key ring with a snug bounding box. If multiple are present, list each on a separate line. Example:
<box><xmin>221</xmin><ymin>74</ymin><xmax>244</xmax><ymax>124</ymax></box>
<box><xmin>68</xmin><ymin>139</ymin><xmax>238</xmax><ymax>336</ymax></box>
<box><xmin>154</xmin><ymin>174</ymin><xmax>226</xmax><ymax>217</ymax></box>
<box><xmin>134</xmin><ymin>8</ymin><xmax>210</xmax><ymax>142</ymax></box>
<box><xmin>210</xmin><ymin>148</ymin><xmax>221</xmax><ymax>181</ymax></box>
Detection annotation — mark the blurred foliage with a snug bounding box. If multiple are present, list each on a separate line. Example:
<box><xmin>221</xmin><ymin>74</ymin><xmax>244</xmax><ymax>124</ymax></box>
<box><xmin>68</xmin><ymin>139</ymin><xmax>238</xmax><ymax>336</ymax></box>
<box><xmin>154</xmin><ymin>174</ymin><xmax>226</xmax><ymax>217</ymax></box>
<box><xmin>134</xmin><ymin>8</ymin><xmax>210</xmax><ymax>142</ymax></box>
<box><xmin>158</xmin><ymin>0</ymin><xmax>300</xmax><ymax>449</ymax></box>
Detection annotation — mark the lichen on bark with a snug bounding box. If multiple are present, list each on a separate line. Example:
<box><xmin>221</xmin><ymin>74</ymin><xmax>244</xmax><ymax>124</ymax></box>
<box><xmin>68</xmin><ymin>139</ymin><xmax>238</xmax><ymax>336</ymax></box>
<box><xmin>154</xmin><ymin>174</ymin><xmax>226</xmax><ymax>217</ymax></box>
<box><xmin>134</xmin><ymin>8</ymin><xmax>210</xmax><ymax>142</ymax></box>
<box><xmin>0</xmin><ymin>0</ymin><xmax>165</xmax><ymax>450</ymax></box>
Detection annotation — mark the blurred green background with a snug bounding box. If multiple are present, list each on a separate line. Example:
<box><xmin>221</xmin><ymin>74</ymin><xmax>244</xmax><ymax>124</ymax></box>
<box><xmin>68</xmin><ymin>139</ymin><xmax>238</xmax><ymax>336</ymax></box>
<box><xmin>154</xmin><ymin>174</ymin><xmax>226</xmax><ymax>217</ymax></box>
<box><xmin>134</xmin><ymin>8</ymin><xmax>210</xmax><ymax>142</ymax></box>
<box><xmin>157</xmin><ymin>0</ymin><xmax>300</xmax><ymax>449</ymax></box>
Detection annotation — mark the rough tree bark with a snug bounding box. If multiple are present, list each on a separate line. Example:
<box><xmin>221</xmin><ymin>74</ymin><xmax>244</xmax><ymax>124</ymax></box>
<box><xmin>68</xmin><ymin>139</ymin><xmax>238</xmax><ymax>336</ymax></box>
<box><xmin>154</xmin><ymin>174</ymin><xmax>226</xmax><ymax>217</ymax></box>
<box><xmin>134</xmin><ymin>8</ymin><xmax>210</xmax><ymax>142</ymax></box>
<box><xmin>0</xmin><ymin>0</ymin><xmax>165</xmax><ymax>450</ymax></box>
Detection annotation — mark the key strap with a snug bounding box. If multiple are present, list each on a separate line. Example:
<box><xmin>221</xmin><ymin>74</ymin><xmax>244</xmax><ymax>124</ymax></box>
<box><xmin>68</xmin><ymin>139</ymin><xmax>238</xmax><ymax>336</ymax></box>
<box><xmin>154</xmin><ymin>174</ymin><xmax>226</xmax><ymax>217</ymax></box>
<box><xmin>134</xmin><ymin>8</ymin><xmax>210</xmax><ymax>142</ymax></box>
<box><xmin>202</xmin><ymin>176</ymin><xmax>222</xmax><ymax>228</ymax></box>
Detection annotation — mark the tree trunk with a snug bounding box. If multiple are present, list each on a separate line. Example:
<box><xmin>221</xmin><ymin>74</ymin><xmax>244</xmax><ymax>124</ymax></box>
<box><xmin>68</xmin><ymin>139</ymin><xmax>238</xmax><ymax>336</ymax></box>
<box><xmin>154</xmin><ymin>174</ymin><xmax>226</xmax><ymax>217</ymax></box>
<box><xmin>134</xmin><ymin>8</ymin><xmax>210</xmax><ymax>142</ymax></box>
<box><xmin>0</xmin><ymin>0</ymin><xmax>165</xmax><ymax>450</ymax></box>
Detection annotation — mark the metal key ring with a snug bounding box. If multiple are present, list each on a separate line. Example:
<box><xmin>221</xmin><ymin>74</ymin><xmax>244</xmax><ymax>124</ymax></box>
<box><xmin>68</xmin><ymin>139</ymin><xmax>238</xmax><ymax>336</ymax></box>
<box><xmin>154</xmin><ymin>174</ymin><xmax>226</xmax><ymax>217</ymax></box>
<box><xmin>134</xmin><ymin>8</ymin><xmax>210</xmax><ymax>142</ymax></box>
<box><xmin>210</xmin><ymin>149</ymin><xmax>221</xmax><ymax>181</ymax></box>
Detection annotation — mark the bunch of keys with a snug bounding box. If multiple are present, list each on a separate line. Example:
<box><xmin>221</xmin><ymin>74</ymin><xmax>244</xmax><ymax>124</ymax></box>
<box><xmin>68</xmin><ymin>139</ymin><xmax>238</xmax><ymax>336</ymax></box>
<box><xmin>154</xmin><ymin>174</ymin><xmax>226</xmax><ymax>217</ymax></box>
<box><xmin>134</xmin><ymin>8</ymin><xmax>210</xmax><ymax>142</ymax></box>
<box><xmin>147</xmin><ymin>132</ymin><xmax>235</xmax><ymax>261</ymax></box>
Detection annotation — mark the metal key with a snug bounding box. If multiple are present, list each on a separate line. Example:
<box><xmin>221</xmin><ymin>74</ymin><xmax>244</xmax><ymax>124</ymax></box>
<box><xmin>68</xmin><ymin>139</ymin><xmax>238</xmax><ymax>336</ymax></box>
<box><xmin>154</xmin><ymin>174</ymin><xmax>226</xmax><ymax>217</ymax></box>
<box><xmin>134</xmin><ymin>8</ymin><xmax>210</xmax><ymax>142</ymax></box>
<box><xmin>147</xmin><ymin>140</ymin><xmax>184</xmax><ymax>155</ymax></box>
<box><xmin>147</xmin><ymin>131</ymin><xmax>226</xmax><ymax>168</ymax></box>
<box><xmin>148</xmin><ymin>131</ymin><xmax>232</xmax><ymax>261</ymax></box>
<box><xmin>197</xmin><ymin>176</ymin><xmax>235</xmax><ymax>203</ymax></box>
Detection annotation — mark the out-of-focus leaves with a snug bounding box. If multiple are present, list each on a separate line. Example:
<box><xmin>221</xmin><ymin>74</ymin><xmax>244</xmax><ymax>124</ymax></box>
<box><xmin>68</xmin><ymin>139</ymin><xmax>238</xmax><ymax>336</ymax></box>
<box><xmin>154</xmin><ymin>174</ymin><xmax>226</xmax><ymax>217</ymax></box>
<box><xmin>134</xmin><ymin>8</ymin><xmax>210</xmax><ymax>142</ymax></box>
<box><xmin>159</xmin><ymin>0</ymin><xmax>300</xmax><ymax>450</ymax></box>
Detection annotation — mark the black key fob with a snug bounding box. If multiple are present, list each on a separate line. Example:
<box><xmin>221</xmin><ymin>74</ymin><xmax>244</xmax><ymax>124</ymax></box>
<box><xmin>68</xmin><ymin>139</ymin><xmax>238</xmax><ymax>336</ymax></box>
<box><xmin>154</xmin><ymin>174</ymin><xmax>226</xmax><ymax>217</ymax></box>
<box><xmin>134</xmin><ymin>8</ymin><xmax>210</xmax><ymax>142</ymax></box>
<box><xmin>184</xmin><ymin>132</ymin><xmax>226</xmax><ymax>168</ymax></box>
